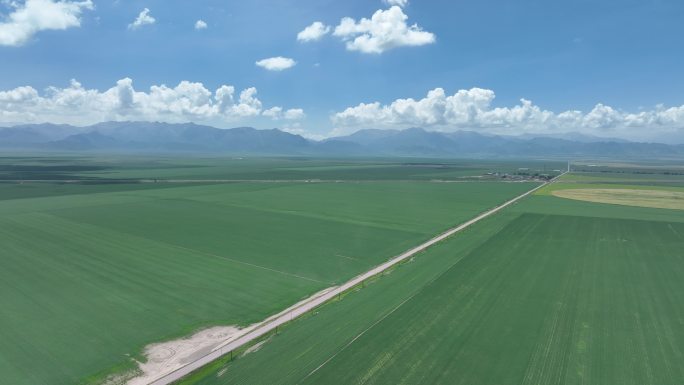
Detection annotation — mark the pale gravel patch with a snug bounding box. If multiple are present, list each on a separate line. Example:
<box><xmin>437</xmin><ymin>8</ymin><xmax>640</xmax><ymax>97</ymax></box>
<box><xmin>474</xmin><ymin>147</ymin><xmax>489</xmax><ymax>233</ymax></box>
<box><xmin>123</xmin><ymin>287</ymin><xmax>336</xmax><ymax>385</ymax></box>
<box><xmin>241</xmin><ymin>337</ymin><xmax>271</xmax><ymax>357</ymax></box>
<box><xmin>103</xmin><ymin>369</ymin><xmax>141</xmax><ymax>385</ymax></box>
<box><xmin>126</xmin><ymin>326</ymin><xmax>250</xmax><ymax>385</ymax></box>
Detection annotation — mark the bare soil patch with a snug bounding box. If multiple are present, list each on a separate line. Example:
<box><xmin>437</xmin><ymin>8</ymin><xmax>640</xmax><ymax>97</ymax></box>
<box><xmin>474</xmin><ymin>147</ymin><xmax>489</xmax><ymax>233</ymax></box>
<box><xmin>552</xmin><ymin>188</ymin><xmax>684</xmax><ymax>210</ymax></box>
<box><xmin>127</xmin><ymin>326</ymin><xmax>248</xmax><ymax>385</ymax></box>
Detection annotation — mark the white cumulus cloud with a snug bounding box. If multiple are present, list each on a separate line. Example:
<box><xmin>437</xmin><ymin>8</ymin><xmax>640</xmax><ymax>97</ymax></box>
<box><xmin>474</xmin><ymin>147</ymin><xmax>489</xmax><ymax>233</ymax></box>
<box><xmin>0</xmin><ymin>0</ymin><xmax>93</xmax><ymax>46</ymax></box>
<box><xmin>255</xmin><ymin>56</ymin><xmax>297</xmax><ymax>71</ymax></box>
<box><xmin>195</xmin><ymin>19</ymin><xmax>207</xmax><ymax>30</ymax></box>
<box><xmin>262</xmin><ymin>107</ymin><xmax>305</xmax><ymax>120</ymax></box>
<box><xmin>262</xmin><ymin>106</ymin><xmax>282</xmax><ymax>119</ymax></box>
<box><xmin>297</xmin><ymin>21</ymin><xmax>330</xmax><ymax>42</ymax></box>
<box><xmin>0</xmin><ymin>78</ymin><xmax>304</xmax><ymax>126</ymax></box>
<box><xmin>384</xmin><ymin>0</ymin><xmax>409</xmax><ymax>7</ymax></box>
<box><xmin>128</xmin><ymin>8</ymin><xmax>155</xmax><ymax>30</ymax></box>
<box><xmin>333</xmin><ymin>6</ymin><xmax>435</xmax><ymax>54</ymax></box>
<box><xmin>284</xmin><ymin>108</ymin><xmax>306</xmax><ymax>120</ymax></box>
<box><xmin>330</xmin><ymin>87</ymin><xmax>684</xmax><ymax>141</ymax></box>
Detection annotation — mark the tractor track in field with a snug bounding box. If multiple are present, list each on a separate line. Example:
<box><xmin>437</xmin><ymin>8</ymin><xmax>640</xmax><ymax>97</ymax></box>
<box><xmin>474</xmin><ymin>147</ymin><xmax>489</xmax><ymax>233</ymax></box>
<box><xmin>130</xmin><ymin>173</ymin><xmax>566</xmax><ymax>385</ymax></box>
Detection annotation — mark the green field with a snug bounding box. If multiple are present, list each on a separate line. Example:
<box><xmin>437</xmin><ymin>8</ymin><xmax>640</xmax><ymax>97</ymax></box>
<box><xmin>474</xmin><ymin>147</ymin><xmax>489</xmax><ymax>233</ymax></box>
<box><xmin>180</xmin><ymin>172</ymin><xmax>684</xmax><ymax>385</ymax></box>
<box><xmin>0</xmin><ymin>155</ymin><xmax>564</xmax><ymax>182</ymax></box>
<box><xmin>8</xmin><ymin>156</ymin><xmax>682</xmax><ymax>385</ymax></box>
<box><xmin>560</xmin><ymin>168</ymin><xmax>684</xmax><ymax>187</ymax></box>
<box><xmin>0</xmin><ymin>156</ymin><xmax>540</xmax><ymax>385</ymax></box>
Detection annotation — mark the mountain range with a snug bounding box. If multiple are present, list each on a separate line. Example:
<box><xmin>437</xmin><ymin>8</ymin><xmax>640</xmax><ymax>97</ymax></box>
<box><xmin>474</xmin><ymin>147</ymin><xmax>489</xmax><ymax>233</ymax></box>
<box><xmin>1</xmin><ymin>121</ymin><xmax>682</xmax><ymax>159</ymax></box>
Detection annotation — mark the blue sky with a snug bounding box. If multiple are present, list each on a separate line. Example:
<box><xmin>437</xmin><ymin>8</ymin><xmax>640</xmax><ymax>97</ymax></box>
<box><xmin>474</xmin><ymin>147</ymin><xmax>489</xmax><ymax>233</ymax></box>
<box><xmin>1</xmin><ymin>0</ymin><xmax>683</xmax><ymax>141</ymax></box>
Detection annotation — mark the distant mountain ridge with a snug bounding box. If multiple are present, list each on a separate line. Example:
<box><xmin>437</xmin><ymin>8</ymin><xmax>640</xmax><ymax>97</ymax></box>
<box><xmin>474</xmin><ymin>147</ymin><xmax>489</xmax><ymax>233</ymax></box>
<box><xmin>326</xmin><ymin>127</ymin><xmax>683</xmax><ymax>158</ymax></box>
<box><xmin>1</xmin><ymin>122</ymin><xmax>683</xmax><ymax>158</ymax></box>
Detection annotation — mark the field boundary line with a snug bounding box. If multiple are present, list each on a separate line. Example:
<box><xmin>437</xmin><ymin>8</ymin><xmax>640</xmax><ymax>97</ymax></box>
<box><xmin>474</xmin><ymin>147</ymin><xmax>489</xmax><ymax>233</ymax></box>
<box><xmin>164</xmin><ymin>243</ymin><xmax>333</xmax><ymax>285</ymax></box>
<box><xmin>142</xmin><ymin>174</ymin><xmax>565</xmax><ymax>385</ymax></box>
<box><xmin>301</xmin><ymin>293</ymin><xmax>417</xmax><ymax>382</ymax></box>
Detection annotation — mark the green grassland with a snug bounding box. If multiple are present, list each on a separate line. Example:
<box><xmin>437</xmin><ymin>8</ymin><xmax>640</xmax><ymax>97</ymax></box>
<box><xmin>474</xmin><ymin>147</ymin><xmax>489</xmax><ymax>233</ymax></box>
<box><xmin>0</xmin><ymin>160</ymin><xmax>536</xmax><ymax>385</ymax></box>
<box><xmin>180</xmin><ymin>173</ymin><xmax>684</xmax><ymax>385</ymax></box>
<box><xmin>0</xmin><ymin>155</ymin><xmax>564</xmax><ymax>182</ymax></box>
<box><xmin>561</xmin><ymin>172</ymin><xmax>684</xmax><ymax>182</ymax></box>
<box><xmin>561</xmin><ymin>167</ymin><xmax>684</xmax><ymax>187</ymax></box>
<box><xmin>0</xmin><ymin>181</ymin><xmax>205</xmax><ymax>200</ymax></box>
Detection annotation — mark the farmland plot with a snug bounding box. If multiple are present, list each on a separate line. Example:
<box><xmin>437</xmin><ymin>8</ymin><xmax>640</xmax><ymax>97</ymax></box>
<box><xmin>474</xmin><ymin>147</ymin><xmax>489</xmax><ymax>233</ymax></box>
<box><xmin>0</xmin><ymin>180</ymin><xmax>533</xmax><ymax>385</ymax></box>
<box><xmin>183</xmin><ymin>209</ymin><xmax>684</xmax><ymax>385</ymax></box>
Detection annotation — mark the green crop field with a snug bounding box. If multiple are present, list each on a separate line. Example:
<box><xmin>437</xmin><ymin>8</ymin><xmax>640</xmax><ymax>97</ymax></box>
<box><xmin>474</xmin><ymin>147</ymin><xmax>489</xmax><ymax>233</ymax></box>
<box><xmin>180</xmin><ymin>171</ymin><xmax>684</xmax><ymax>385</ymax></box>
<box><xmin>0</xmin><ymin>156</ymin><xmax>541</xmax><ymax>385</ymax></box>
<box><xmin>560</xmin><ymin>166</ymin><xmax>684</xmax><ymax>187</ymax></box>
<box><xmin>0</xmin><ymin>155</ymin><xmax>564</xmax><ymax>182</ymax></box>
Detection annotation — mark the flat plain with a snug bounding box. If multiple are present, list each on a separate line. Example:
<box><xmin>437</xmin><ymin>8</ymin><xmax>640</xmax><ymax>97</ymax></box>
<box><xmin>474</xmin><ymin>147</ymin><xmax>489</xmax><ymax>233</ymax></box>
<box><xmin>552</xmin><ymin>188</ymin><xmax>684</xmax><ymax>210</ymax></box>
<box><xmin>0</xmin><ymin>156</ymin><xmax>543</xmax><ymax>385</ymax></box>
<box><xmin>180</xmin><ymin>165</ymin><xmax>684</xmax><ymax>385</ymax></box>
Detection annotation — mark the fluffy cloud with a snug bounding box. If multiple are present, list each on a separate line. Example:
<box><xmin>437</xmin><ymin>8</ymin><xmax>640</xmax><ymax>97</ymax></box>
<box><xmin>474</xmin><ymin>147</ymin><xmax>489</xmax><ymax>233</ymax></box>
<box><xmin>195</xmin><ymin>20</ymin><xmax>207</xmax><ymax>30</ymax></box>
<box><xmin>331</xmin><ymin>87</ymin><xmax>684</xmax><ymax>140</ymax></box>
<box><xmin>255</xmin><ymin>56</ymin><xmax>297</xmax><ymax>71</ymax></box>
<box><xmin>262</xmin><ymin>107</ymin><xmax>282</xmax><ymax>119</ymax></box>
<box><xmin>384</xmin><ymin>0</ymin><xmax>408</xmax><ymax>7</ymax></box>
<box><xmin>128</xmin><ymin>8</ymin><xmax>155</xmax><ymax>30</ymax></box>
<box><xmin>0</xmin><ymin>78</ymin><xmax>304</xmax><ymax>126</ymax></box>
<box><xmin>0</xmin><ymin>0</ymin><xmax>93</xmax><ymax>46</ymax></box>
<box><xmin>297</xmin><ymin>21</ymin><xmax>330</xmax><ymax>42</ymax></box>
<box><xmin>262</xmin><ymin>107</ymin><xmax>305</xmax><ymax>120</ymax></box>
<box><xmin>333</xmin><ymin>6</ymin><xmax>435</xmax><ymax>54</ymax></box>
<box><xmin>284</xmin><ymin>108</ymin><xmax>306</xmax><ymax>120</ymax></box>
